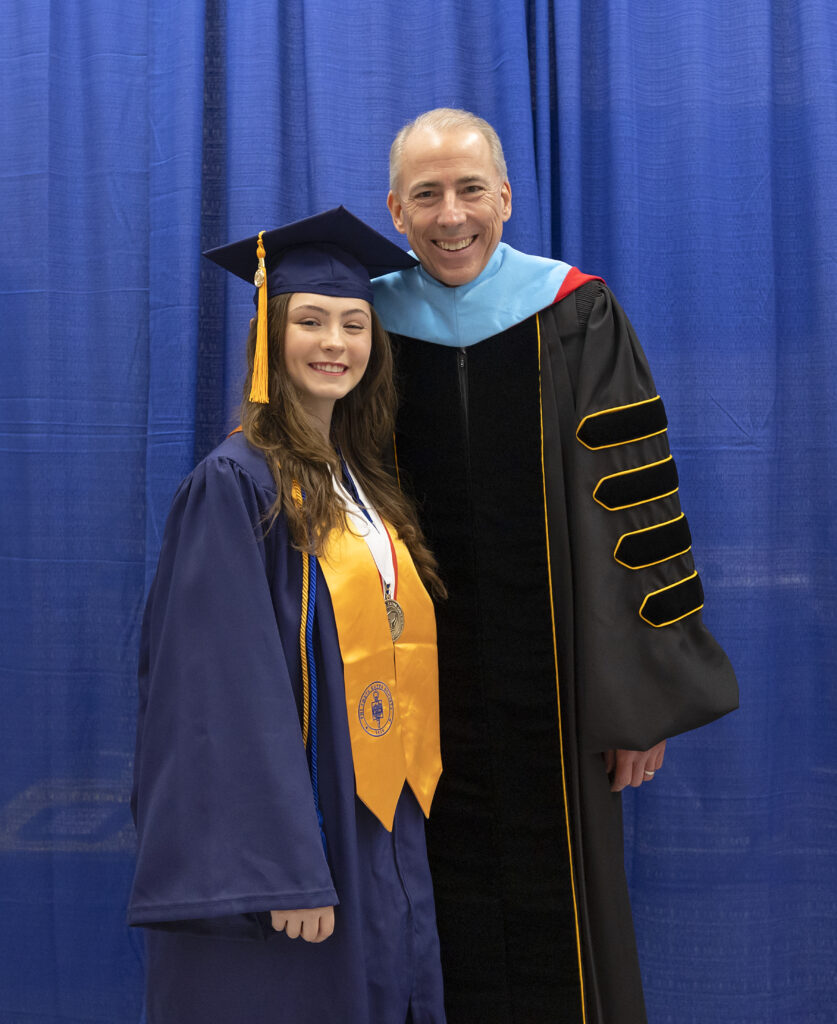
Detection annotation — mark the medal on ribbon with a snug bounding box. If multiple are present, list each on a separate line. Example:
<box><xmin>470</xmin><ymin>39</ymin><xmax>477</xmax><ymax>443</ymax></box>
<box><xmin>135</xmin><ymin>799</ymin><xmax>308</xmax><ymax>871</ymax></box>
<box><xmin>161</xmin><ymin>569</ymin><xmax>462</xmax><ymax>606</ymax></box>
<box><xmin>385</xmin><ymin>592</ymin><xmax>405</xmax><ymax>641</ymax></box>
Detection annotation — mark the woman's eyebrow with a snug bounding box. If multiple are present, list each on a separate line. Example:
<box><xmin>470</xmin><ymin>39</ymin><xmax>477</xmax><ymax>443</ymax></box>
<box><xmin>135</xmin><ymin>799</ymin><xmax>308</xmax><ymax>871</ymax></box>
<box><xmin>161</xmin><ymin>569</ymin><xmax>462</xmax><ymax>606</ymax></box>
<box><xmin>289</xmin><ymin>304</ymin><xmax>329</xmax><ymax>315</ymax></box>
<box><xmin>290</xmin><ymin>304</ymin><xmax>369</xmax><ymax>318</ymax></box>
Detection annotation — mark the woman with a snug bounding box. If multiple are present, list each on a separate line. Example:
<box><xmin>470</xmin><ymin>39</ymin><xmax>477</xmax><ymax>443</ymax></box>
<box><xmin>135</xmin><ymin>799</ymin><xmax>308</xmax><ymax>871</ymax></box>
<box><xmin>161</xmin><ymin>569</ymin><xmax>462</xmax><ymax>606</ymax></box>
<box><xmin>128</xmin><ymin>208</ymin><xmax>446</xmax><ymax>1024</ymax></box>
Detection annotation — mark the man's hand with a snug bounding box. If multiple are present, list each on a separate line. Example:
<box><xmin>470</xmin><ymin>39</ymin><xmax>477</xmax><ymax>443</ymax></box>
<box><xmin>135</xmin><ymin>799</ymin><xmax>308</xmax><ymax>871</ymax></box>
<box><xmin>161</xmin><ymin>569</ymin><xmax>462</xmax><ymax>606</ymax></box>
<box><xmin>270</xmin><ymin>906</ymin><xmax>335</xmax><ymax>942</ymax></box>
<box><xmin>605</xmin><ymin>739</ymin><xmax>667</xmax><ymax>792</ymax></box>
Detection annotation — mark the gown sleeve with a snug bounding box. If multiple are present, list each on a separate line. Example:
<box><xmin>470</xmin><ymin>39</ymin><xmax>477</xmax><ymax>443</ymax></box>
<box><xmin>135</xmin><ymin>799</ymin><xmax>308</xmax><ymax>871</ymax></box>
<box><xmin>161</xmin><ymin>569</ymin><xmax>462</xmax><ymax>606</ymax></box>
<box><xmin>545</xmin><ymin>283</ymin><xmax>739</xmax><ymax>753</ymax></box>
<box><xmin>128</xmin><ymin>454</ymin><xmax>337</xmax><ymax>939</ymax></box>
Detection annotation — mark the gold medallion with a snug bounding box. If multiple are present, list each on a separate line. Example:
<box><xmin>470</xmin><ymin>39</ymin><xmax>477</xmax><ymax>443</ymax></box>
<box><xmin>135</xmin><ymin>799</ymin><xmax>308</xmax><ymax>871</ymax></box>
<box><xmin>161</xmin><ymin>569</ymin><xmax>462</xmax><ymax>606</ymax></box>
<box><xmin>385</xmin><ymin>597</ymin><xmax>405</xmax><ymax>642</ymax></box>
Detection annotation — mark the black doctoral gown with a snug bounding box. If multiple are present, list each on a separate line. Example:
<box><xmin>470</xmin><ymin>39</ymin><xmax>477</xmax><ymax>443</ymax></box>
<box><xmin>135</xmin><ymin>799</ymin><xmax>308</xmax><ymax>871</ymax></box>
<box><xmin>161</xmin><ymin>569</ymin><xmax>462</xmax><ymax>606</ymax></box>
<box><xmin>379</xmin><ymin>270</ymin><xmax>738</xmax><ymax>1024</ymax></box>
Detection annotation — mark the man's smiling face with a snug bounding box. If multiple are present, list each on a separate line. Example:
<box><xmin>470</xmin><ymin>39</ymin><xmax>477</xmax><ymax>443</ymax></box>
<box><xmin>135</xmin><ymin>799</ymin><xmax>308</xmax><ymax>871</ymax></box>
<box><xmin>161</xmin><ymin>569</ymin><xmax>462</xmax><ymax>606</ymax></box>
<box><xmin>387</xmin><ymin>125</ymin><xmax>512</xmax><ymax>287</ymax></box>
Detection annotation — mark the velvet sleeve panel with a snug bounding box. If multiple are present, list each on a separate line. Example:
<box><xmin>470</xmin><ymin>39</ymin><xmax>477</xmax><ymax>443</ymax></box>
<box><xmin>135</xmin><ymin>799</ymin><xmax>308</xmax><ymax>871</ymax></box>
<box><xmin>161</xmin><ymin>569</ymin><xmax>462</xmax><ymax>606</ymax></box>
<box><xmin>128</xmin><ymin>453</ymin><xmax>337</xmax><ymax>937</ymax></box>
<box><xmin>543</xmin><ymin>283</ymin><xmax>739</xmax><ymax>752</ymax></box>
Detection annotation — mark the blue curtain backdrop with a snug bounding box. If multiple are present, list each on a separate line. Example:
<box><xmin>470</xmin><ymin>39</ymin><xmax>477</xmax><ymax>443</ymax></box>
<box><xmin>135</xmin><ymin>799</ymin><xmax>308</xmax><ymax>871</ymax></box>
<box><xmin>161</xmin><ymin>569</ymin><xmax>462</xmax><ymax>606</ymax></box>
<box><xmin>1</xmin><ymin>1</ymin><xmax>834</xmax><ymax>1021</ymax></box>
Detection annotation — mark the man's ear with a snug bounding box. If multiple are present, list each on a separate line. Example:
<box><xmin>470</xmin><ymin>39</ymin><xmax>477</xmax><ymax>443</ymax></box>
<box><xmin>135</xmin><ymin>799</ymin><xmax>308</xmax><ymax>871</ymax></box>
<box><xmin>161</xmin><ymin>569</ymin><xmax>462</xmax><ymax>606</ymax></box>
<box><xmin>387</xmin><ymin>190</ymin><xmax>406</xmax><ymax>234</ymax></box>
<box><xmin>501</xmin><ymin>181</ymin><xmax>512</xmax><ymax>222</ymax></box>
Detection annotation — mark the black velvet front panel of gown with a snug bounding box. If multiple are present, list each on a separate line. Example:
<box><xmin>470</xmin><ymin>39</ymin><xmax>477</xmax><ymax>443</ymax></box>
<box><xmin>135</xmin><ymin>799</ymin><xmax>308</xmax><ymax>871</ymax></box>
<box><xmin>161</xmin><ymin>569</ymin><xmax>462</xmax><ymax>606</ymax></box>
<box><xmin>394</xmin><ymin>322</ymin><xmax>584</xmax><ymax>1024</ymax></box>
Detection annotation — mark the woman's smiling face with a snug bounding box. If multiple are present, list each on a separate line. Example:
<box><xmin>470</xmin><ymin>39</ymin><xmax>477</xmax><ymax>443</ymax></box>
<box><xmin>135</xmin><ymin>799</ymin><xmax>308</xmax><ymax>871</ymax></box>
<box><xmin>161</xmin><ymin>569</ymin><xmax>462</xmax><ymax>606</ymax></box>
<box><xmin>282</xmin><ymin>292</ymin><xmax>373</xmax><ymax>426</ymax></box>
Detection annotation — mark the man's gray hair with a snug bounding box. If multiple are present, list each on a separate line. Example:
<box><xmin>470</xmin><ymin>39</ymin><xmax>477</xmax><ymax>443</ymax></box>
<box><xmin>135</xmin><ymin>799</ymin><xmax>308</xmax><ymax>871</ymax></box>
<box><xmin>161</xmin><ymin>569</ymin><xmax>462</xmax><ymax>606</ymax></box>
<box><xmin>389</xmin><ymin>108</ymin><xmax>508</xmax><ymax>193</ymax></box>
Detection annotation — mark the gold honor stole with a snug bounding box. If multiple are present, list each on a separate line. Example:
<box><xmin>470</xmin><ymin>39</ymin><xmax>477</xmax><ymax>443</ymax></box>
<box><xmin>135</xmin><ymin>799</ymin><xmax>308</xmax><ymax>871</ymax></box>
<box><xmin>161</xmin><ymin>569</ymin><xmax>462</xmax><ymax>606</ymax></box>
<box><xmin>318</xmin><ymin>524</ymin><xmax>441</xmax><ymax>832</ymax></box>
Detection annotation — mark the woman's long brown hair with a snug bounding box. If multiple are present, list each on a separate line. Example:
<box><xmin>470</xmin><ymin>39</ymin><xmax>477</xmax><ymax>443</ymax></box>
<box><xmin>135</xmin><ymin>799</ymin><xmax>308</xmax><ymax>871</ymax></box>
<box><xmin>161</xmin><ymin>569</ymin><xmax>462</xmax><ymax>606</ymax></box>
<box><xmin>240</xmin><ymin>293</ymin><xmax>446</xmax><ymax>600</ymax></box>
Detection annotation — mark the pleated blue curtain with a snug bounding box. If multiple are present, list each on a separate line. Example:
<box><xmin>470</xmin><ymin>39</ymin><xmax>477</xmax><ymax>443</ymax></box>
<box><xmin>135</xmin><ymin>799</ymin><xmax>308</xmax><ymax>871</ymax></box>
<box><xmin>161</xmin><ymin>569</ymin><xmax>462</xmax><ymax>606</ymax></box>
<box><xmin>1</xmin><ymin>1</ymin><xmax>834</xmax><ymax>1021</ymax></box>
<box><xmin>547</xmin><ymin>5</ymin><xmax>837</xmax><ymax>1020</ymax></box>
<box><xmin>0</xmin><ymin>4</ymin><xmax>151</xmax><ymax>1022</ymax></box>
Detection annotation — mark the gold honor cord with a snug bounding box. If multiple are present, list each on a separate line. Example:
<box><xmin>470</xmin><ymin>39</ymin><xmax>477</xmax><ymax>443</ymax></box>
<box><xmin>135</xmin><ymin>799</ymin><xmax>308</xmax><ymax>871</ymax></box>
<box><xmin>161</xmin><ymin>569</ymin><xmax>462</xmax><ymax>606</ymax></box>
<box><xmin>292</xmin><ymin>480</ymin><xmax>312</xmax><ymax>746</ymax></box>
<box><xmin>536</xmin><ymin>314</ymin><xmax>587</xmax><ymax>1022</ymax></box>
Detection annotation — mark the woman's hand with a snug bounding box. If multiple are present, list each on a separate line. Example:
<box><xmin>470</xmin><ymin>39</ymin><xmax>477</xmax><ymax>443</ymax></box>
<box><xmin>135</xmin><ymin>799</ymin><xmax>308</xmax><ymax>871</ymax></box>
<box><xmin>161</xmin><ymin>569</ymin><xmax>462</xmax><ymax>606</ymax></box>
<box><xmin>270</xmin><ymin>906</ymin><xmax>335</xmax><ymax>942</ymax></box>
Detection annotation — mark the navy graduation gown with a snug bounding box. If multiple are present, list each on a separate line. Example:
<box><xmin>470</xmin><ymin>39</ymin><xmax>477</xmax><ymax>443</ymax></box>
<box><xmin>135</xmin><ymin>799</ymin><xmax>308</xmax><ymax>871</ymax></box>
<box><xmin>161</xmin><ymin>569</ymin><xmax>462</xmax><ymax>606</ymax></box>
<box><xmin>129</xmin><ymin>432</ymin><xmax>445</xmax><ymax>1024</ymax></box>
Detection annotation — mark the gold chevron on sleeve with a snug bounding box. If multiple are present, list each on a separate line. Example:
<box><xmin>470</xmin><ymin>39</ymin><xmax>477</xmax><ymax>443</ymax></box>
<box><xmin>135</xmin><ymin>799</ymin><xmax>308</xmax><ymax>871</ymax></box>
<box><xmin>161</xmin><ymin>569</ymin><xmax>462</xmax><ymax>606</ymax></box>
<box><xmin>576</xmin><ymin>395</ymin><xmax>667</xmax><ymax>450</ymax></box>
<box><xmin>639</xmin><ymin>571</ymin><xmax>704</xmax><ymax>627</ymax></box>
<box><xmin>593</xmin><ymin>455</ymin><xmax>678</xmax><ymax>511</ymax></box>
<box><xmin>613</xmin><ymin>513</ymin><xmax>692</xmax><ymax>569</ymax></box>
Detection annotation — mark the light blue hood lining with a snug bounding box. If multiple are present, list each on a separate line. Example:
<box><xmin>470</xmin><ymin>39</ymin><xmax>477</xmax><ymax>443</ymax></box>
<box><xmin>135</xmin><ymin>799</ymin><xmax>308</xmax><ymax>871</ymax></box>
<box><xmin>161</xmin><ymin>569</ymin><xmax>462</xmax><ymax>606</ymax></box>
<box><xmin>371</xmin><ymin>243</ymin><xmax>572</xmax><ymax>347</ymax></box>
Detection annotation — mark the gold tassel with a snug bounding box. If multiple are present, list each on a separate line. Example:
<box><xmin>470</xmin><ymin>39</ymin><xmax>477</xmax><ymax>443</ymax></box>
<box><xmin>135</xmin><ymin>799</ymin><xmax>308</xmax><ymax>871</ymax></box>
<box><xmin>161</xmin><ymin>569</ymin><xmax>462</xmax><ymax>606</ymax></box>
<box><xmin>250</xmin><ymin>231</ymin><xmax>270</xmax><ymax>403</ymax></box>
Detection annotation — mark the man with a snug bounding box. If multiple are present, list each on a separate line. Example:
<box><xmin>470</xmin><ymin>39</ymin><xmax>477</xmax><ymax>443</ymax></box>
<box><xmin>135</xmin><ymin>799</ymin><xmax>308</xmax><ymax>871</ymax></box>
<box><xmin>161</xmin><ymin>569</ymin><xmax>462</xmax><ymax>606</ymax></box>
<box><xmin>372</xmin><ymin>109</ymin><xmax>738</xmax><ymax>1024</ymax></box>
